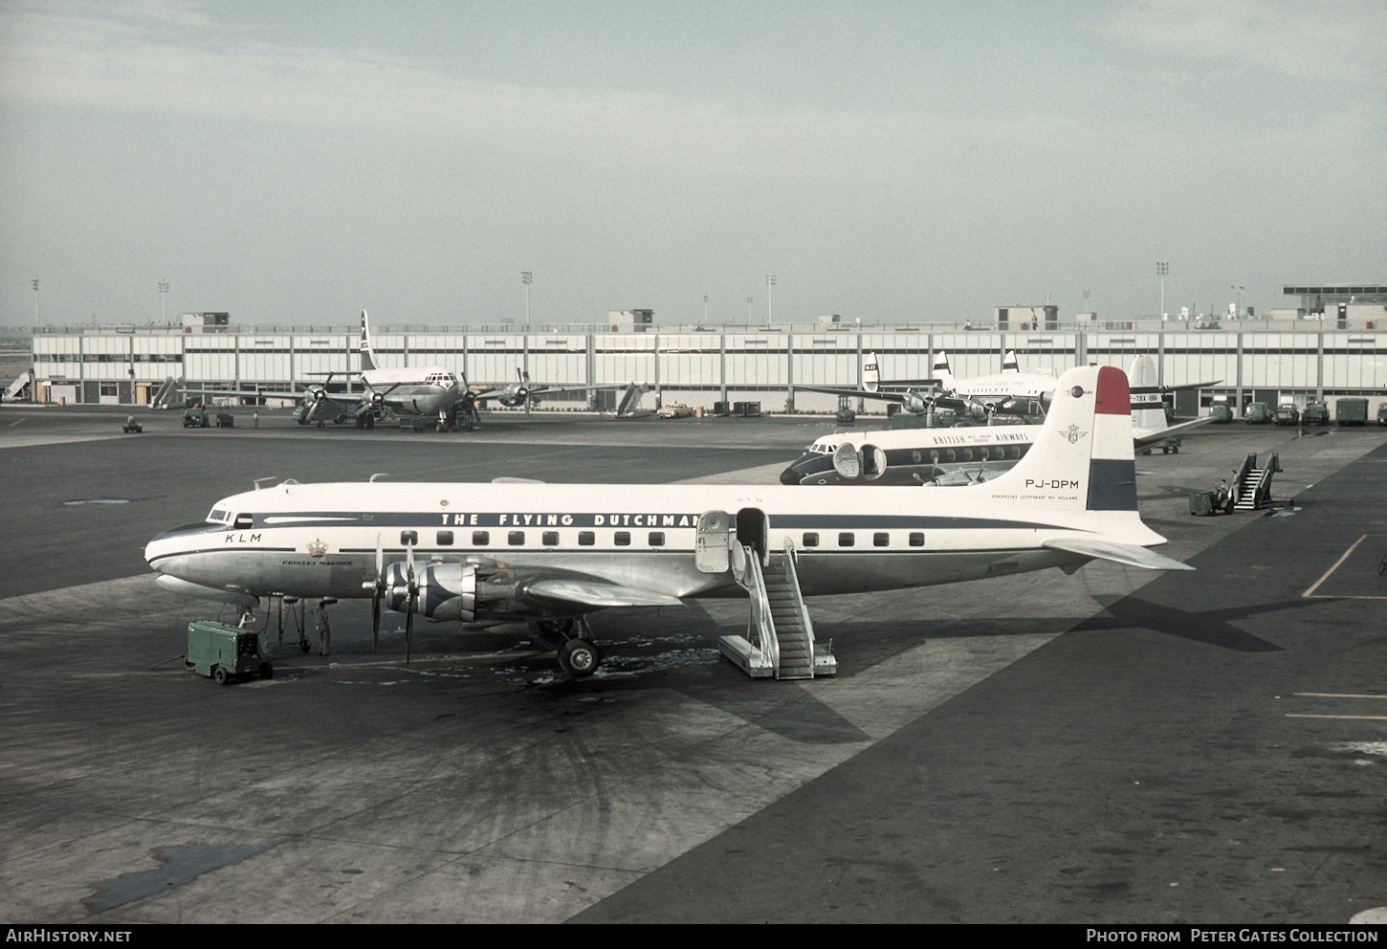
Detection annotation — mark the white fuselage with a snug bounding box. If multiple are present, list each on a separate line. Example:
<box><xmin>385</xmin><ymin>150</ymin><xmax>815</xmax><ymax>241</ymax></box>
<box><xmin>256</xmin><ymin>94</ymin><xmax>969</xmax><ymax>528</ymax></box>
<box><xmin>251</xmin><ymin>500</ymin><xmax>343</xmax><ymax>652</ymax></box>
<box><xmin>144</xmin><ymin>479</ymin><xmax>1152</xmax><ymax>618</ymax></box>
<box><xmin>361</xmin><ymin>367</ymin><xmax>460</xmax><ymax>417</ymax></box>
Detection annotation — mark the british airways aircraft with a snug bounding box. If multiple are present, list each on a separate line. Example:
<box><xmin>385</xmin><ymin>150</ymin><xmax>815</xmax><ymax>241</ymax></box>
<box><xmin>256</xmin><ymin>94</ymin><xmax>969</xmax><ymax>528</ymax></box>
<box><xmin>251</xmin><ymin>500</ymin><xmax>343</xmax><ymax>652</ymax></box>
<box><xmin>145</xmin><ymin>364</ymin><xmax>1190</xmax><ymax>678</ymax></box>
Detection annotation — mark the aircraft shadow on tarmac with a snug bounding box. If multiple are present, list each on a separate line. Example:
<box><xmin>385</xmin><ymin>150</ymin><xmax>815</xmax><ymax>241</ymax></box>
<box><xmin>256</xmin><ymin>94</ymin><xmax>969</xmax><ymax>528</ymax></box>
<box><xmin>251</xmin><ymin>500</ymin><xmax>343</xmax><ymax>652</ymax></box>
<box><xmin>1065</xmin><ymin>592</ymin><xmax>1321</xmax><ymax>652</ymax></box>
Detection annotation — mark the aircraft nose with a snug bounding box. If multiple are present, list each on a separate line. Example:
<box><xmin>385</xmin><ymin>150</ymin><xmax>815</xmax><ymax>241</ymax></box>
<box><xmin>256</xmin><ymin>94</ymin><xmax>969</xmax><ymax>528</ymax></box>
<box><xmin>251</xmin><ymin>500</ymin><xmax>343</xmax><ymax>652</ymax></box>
<box><xmin>144</xmin><ymin>522</ymin><xmax>209</xmax><ymax>572</ymax></box>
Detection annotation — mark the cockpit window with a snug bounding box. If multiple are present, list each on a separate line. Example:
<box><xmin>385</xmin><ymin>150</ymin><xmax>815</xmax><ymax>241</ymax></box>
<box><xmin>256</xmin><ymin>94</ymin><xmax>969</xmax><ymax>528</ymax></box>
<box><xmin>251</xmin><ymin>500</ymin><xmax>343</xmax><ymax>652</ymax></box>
<box><xmin>233</xmin><ymin>513</ymin><xmax>253</xmax><ymax>529</ymax></box>
<box><xmin>208</xmin><ymin>509</ymin><xmax>230</xmax><ymax>524</ymax></box>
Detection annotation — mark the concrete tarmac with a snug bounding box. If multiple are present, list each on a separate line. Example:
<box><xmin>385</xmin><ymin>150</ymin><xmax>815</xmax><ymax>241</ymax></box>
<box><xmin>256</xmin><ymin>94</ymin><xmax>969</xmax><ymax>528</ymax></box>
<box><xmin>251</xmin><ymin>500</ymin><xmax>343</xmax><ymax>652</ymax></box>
<box><xmin>1</xmin><ymin>404</ymin><xmax>1385</xmax><ymax>924</ymax></box>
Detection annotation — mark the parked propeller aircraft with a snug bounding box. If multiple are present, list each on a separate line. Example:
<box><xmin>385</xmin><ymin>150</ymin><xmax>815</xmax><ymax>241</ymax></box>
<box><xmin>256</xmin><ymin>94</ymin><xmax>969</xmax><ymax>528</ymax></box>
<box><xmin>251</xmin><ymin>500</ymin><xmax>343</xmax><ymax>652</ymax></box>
<box><xmin>783</xmin><ymin>355</ymin><xmax>1216</xmax><ymax>486</ymax></box>
<box><xmin>146</xmin><ymin>364</ymin><xmax>1190</xmax><ymax>679</ymax></box>
<box><xmin>800</xmin><ymin>350</ymin><xmax>1058</xmax><ymax>421</ymax></box>
<box><xmin>196</xmin><ymin>311</ymin><xmax>643</xmax><ymax>430</ymax></box>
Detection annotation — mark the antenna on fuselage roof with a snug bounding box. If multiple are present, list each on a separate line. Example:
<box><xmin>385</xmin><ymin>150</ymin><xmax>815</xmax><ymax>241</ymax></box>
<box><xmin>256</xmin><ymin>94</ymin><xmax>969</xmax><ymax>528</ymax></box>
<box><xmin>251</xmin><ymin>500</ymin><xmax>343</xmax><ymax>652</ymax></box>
<box><xmin>252</xmin><ymin>476</ymin><xmax>278</xmax><ymax>491</ymax></box>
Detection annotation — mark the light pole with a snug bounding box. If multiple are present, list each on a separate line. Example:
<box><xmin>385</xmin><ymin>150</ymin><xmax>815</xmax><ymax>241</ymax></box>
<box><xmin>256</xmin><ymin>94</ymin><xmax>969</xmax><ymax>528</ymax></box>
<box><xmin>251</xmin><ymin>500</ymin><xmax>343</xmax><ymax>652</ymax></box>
<box><xmin>521</xmin><ymin>271</ymin><xmax>532</xmax><ymax>327</ymax></box>
<box><xmin>703</xmin><ymin>292</ymin><xmax>708</xmax><ymax>325</ymax></box>
<box><xmin>765</xmin><ymin>274</ymin><xmax>776</xmax><ymax>327</ymax></box>
<box><xmin>746</xmin><ymin>294</ymin><xmax>752</xmax><ymax>325</ymax></box>
<box><xmin>159</xmin><ymin>280</ymin><xmax>169</xmax><ymax>322</ymax></box>
<box><xmin>32</xmin><ymin>276</ymin><xmax>39</xmax><ymax>325</ymax></box>
<box><xmin>1157</xmin><ymin>262</ymin><xmax>1168</xmax><ymax>320</ymax></box>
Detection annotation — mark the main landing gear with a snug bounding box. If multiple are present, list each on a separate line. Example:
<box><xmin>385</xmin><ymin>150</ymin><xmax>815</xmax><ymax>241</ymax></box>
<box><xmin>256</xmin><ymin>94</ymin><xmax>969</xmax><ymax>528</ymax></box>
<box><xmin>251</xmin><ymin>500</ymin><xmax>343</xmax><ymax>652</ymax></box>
<box><xmin>536</xmin><ymin>618</ymin><xmax>603</xmax><ymax>678</ymax></box>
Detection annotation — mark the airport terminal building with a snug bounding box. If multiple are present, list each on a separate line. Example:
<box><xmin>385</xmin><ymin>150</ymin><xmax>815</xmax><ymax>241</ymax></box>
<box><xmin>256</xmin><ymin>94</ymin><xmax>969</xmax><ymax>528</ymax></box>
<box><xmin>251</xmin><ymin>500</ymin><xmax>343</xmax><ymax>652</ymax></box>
<box><xmin>21</xmin><ymin>286</ymin><xmax>1387</xmax><ymax>417</ymax></box>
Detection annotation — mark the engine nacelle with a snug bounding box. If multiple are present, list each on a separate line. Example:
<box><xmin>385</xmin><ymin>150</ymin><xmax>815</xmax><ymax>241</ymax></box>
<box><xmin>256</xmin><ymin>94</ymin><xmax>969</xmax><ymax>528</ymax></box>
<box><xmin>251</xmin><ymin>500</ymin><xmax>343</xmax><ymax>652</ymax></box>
<box><xmin>386</xmin><ymin>562</ymin><xmax>477</xmax><ymax>622</ymax></box>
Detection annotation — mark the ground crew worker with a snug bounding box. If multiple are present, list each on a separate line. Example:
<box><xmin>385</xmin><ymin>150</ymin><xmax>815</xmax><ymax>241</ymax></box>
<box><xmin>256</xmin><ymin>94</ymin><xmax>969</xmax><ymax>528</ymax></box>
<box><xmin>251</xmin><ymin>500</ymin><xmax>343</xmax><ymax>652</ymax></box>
<box><xmin>316</xmin><ymin>600</ymin><xmax>331</xmax><ymax>656</ymax></box>
<box><xmin>1215</xmin><ymin>479</ymin><xmax>1231</xmax><ymax>511</ymax></box>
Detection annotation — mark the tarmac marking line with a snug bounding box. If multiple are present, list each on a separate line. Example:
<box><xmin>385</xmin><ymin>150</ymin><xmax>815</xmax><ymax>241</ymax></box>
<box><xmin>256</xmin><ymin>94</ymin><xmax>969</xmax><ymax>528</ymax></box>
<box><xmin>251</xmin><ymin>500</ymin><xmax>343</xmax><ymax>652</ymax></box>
<box><xmin>1294</xmin><ymin>692</ymin><xmax>1387</xmax><ymax>701</ymax></box>
<box><xmin>1301</xmin><ymin>534</ymin><xmax>1367</xmax><ymax>598</ymax></box>
<box><xmin>1285</xmin><ymin>714</ymin><xmax>1387</xmax><ymax>721</ymax></box>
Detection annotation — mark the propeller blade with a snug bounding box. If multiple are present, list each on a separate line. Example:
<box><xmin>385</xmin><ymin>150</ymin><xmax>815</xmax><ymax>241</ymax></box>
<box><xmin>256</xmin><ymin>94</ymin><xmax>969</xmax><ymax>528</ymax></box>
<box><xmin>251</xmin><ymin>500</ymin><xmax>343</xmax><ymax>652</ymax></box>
<box><xmin>371</xmin><ymin>535</ymin><xmax>384</xmax><ymax>654</ymax></box>
<box><xmin>405</xmin><ymin>544</ymin><xmax>417</xmax><ymax>666</ymax></box>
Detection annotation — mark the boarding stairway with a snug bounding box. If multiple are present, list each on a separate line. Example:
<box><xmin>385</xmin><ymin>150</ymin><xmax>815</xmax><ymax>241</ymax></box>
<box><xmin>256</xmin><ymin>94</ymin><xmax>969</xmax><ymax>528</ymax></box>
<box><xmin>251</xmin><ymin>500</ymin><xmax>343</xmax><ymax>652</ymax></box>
<box><xmin>718</xmin><ymin>538</ymin><xmax>836</xmax><ymax>680</ymax></box>
<box><xmin>3</xmin><ymin>370</ymin><xmax>33</xmax><ymax>403</ymax></box>
<box><xmin>150</xmin><ymin>377</ymin><xmax>181</xmax><ymax>410</ymax></box>
<box><xmin>1232</xmin><ymin>451</ymin><xmax>1282</xmax><ymax>512</ymax></box>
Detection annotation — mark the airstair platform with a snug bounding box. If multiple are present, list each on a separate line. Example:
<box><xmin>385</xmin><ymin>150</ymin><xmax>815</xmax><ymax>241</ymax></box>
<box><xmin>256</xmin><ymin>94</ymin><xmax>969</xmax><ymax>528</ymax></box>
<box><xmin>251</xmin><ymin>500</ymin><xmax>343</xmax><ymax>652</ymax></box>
<box><xmin>718</xmin><ymin>539</ymin><xmax>836</xmax><ymax>680</ymax></box>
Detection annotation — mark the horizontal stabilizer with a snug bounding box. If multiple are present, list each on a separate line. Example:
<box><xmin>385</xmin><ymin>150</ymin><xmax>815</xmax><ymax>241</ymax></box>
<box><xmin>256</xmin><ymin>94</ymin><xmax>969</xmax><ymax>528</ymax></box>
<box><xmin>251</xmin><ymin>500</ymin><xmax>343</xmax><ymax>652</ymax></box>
<box><xmin>1134</xmin><ymin>415</ymin><xmax>1213</xmax><ymax>446</ymax></box>
<box><xmin>1042</xmin><ymin>537</ymin><xmax>1193</xmax><ymax>572</ymax></box>
<box><xmin>155</xmin><ymin>574</ymin><xmax>260</xmax><ymax>607</ymax></box>
<box><xmin>491</xmin><ymin>476</ymin><xmax>546</xmax><ymax>484</ymax></box>
<box><xmin>527</xmin><ymin>579</ymin><xmax>685</xmax><ymax>610</ymax></box>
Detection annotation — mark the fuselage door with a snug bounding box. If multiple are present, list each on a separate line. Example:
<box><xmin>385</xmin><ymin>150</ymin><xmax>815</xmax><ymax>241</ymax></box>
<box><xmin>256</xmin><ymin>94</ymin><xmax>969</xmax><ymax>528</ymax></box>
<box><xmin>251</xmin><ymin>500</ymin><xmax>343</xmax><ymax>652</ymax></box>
<box><xmin>735</xmin><ymin>507</ymin><xmax>770</xmax><ymax>567</ymax></box>
<box><xmin>695</xmin><ymin>509</ymin><xmax>731</xmax><ymax>574</ymax></box>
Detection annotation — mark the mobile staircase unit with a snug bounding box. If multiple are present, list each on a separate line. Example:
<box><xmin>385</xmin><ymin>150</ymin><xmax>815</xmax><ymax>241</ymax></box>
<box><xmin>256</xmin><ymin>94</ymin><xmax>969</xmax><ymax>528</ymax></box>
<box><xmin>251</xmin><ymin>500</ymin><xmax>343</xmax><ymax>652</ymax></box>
<box><xmin>3</xmin><ymin>370</ymin><xmax>33</xmax><ymax>403</ymax></box>
<box><xmin>719</xmin><ymin>538</ymin><xmax>836</xmax><ymax>680</ymax></box>
<box><xmin>1232</xmin><ymin>451</ymin><xmax>1283</xmax><ymax>512</ymax></box>
<box><xmin>151</xmin><ymin>377</ymin><xmax>181</xmax><ymax>410</ymax></box>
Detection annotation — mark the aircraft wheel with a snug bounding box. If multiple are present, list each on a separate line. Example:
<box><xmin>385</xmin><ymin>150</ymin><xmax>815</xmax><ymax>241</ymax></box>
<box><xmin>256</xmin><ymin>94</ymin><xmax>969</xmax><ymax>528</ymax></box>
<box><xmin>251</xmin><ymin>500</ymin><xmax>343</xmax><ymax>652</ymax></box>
<box><xmin>299</xmin><ymin>638</ymin><xmax>311</xmax><ymax>654</ymax></box>
<box><xmin>366</xmin><ymin>416</ymin><xmax>375</xmax><ymax>429</ymax></box>
<box><xmin>259</xmin><ymin>662</ymin><xmax>274</xmax><ymax>680</ymax></box>
<box><xmin>213</xmin><ymin>666</ymin><xmax>230</xmax><ymax>685</ymax></box>
<box><xmin>558</xmin><ymin>638</ymin><xmax>601</xmax><ymax>678</ymax></box>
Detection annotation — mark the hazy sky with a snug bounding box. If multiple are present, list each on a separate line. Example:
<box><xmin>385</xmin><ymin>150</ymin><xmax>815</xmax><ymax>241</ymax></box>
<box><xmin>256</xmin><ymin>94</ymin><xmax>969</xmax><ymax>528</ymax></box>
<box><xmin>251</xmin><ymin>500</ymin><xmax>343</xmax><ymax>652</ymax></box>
<box><xmin>1</xmin><ymin>0</ymin><xmax>1383</xmax><ymax>329</ymax></box>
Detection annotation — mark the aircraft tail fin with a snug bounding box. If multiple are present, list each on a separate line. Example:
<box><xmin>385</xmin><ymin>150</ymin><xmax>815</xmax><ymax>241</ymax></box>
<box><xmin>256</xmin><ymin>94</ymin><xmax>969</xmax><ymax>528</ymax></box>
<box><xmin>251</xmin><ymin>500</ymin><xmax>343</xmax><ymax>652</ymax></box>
<box><xmin>931</xmin><ymin>351</ymin><xmax>953</xmax><ymax>391</ymax></box>
<box><xmin>1127</xmin><ymin>354</ymin><xmax>1168</xmax><ymax>439</ymax></box>
<box><xmin>1001</xmin><ymin>350</ymin><xmax>1019</xmax><ymax>373</ymax></box>
<box><xmin>862</xmin><ymin>352</ymin><xmax>880</xmax><ymax>393</ymax></box>
<box><xmin>359</xmin><ymin>309</ymin><xmax>379</xmax><ymax>372</ymax></box>
<box><xmin>983</xmin><ymin>364</ymin><xmax>1139</xmax><ymax>515</ymax></box>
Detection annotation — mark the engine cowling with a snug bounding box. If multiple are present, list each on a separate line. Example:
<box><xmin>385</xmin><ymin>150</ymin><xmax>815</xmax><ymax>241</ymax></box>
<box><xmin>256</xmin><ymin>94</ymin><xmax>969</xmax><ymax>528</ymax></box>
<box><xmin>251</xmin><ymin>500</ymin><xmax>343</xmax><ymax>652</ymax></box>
<box><xmin>386</xmin><ymin>562</ymin><xmax>477</xmax><ymax>622</ymax></box>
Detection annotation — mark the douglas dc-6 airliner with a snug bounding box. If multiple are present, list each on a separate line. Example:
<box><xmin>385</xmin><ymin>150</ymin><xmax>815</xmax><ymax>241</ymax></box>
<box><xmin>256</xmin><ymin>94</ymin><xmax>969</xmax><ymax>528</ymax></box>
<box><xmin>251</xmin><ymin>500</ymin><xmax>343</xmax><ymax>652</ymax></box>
<box><xmin>146</xmin><ymin>364</ymin><xmax>1190</xmax><ymax>678</ymax></box>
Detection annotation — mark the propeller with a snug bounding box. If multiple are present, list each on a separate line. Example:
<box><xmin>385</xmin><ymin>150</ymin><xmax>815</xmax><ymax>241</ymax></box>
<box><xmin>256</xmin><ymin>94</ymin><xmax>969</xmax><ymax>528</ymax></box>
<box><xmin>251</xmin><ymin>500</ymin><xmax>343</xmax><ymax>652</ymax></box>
<box><xmin>370</xmin><ymin>535</ymin><xmax>384</xmax><ymax>654</ymax></box>
<box><xmin>404</xmin><ymin>543</ymin><xmax>417</xmax><ymax>666</ymax></box>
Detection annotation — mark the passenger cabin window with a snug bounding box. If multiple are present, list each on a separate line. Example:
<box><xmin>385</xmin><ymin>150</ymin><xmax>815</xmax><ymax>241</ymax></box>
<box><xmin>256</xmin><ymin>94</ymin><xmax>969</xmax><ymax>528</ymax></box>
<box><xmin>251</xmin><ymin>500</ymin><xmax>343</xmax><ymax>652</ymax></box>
<box><xmin>614</xmin><ymin>531</ymin><xmax>631</xmax><ymax>546</ymax></box>
<box><xmin>542</xmin><ymin>531</ymin><xmax>559</xmax><ymax>546</ymax></box>
<box><xmin>472</xmin><ymin>530</ymin><xmax>490</xmax><ymax>546</ymax></box>
<box><xmin>400</xmin><ymin>530</ymin><xmax>418</xmax><ymax>545</ymax></box>
<box><xmin>838</xmin><ymin>532</ymin><xmax>855</xmax><ymax>547</ymax></box>
<box><xmin>508</xmin><ymin>531</ymin><xmax>525</xmax><ymax>546</ymax></box>
<box><xmin>909</xmin><ymin>532</ymin><xmax>925</xmax><ymax>547</ymax></box>
<box><xmin>802</xmin><ymin>532</ymin><xmax>819</xmax><ymax>548</ymax></box>
<box><xmin>437</xmin><ymin>531</ymin><xmax>454</xmax><ymax>546</ymax></box>
<box><xmin>578</xmin><ymin>531</ymin><xmax>595</xmax><ymax>546</ymax></box>
<box><xmin>873</xmin><ymin>532</ymin><xmax>889</xmax><ymax>547</ymax></box>
<box><xmin>648</xmin><ymin>532</ymin><xmax>665</xmax><ymax>547</ymax></box>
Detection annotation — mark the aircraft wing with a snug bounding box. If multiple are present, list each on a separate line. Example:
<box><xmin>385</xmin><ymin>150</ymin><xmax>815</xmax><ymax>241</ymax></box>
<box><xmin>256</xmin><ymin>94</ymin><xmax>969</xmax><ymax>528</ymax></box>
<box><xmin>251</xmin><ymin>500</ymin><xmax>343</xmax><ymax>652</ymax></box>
<box><xmin>526</xmin><ymin>578</ymin><xmax>686</xmax><ymax>610</ymax></box>
<box><xmin>1042</xmin><ymin>537</ymin><xmax>1193</xmax><ymax>571</ymax></box>
<box><xmin>181</xmin><ymin>385</ymin><xmax>305</xmax><ymax>404</ymax></box>
<box><xmin>795</xmin><ymin>384</ymin><xmax>913</xmax><ymax>403</ymax></box>
<box><xmin>1134</xmin><ymin>416</ymin><xmax>1214</xmax><ymax>446</ymax></box>
<box><xmin>1163</xmin><ymin>379</ymin><xmax>1221</xmax><ymax>392</ymax></box>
